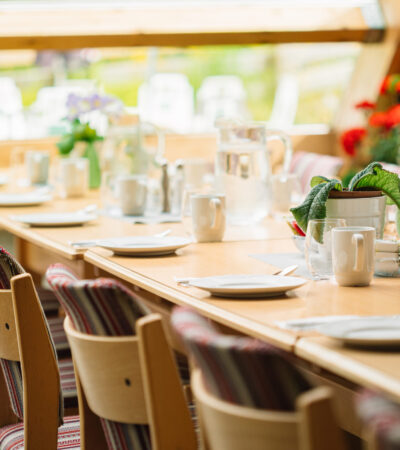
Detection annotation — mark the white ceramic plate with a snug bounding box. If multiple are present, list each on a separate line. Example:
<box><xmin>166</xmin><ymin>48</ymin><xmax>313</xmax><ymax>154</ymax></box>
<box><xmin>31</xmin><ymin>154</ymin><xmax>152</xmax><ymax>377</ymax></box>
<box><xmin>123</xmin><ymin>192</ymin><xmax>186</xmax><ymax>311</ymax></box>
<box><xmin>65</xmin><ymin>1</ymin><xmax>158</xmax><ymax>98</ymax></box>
<box><xmin>11</xmin><ymin>212</ymin><xmax>97</xmax><ymax>227</ymax></box>
<box><xmin>188</xmin><ymin>274</ymin><xmax>307</xmax><ymax>298</ymax></box>
<box><xmin>0</xmin><ymin>193</ymin><xmax>51</xmax><ymax>206</ymax></box>
<box><xmin>317</xmin><ymin>317</ymin><xmax>400</xmax><ymax>347</ymax></box>
<box><xmin>97</xmin><ymin>236</ymin><xmax>191</xmax><ymax>256</ymax></box>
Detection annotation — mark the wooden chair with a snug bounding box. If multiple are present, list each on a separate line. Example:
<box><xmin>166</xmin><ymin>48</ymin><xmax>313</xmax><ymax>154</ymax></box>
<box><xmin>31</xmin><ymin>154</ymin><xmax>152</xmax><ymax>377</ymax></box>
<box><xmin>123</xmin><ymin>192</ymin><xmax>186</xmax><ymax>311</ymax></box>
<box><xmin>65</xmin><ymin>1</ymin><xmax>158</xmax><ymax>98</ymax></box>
<box><xmin>192</xmin><ymin>369</ymin><xmax>346</xmax><ymax>450</ymax></box>
<box><xmin>172</xmin><ymin>306</ymin><xmax>347</xmax><ymax>450</ymax></box>
<box><xmin>0</xmin><ymin>247</ymin><xmax>77</xmax><ymax>408</ymax></box>
<box><xmin>64</xmin><ymin>313</ymin><xmax>197</xmax><ymax>450</ymax></box>
<box><xmin>0</xmin><ymin>273</ymin><xmax>79</xmax><ymax>449</ymax></box>
<box><xmin>46</xmin><ymin>263</ymin><xmax>196</xmax><ymax>450</ymax></box>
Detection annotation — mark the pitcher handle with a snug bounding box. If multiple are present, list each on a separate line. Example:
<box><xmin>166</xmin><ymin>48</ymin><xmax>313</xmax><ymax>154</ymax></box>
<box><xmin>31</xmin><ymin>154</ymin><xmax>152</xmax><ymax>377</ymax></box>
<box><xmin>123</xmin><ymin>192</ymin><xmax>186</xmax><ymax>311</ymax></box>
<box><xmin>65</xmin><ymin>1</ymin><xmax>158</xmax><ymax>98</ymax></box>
<box><xmin>210</xmin><ymin>198</ymin><xmax>222</xmax><ymax>230</ymax></box>
<box><xmin>265</xmin><ymin>129</ymin><xmax>293</xmax><ymax>177</ymax></box>
<box><xmin>140</xmin><ymin>121</ymin><xmax>166</xmax><ymax>165</ymax></box>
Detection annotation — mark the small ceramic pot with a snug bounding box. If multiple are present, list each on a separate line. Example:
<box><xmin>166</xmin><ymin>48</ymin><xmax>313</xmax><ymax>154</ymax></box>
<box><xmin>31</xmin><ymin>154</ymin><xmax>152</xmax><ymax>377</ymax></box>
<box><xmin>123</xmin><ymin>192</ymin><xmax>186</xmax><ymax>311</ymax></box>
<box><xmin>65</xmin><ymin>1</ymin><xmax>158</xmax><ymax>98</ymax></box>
<box><xmin>326</xmin><ymin>190</ymin><xmax>386</xmax><ymax>238</ymax></box>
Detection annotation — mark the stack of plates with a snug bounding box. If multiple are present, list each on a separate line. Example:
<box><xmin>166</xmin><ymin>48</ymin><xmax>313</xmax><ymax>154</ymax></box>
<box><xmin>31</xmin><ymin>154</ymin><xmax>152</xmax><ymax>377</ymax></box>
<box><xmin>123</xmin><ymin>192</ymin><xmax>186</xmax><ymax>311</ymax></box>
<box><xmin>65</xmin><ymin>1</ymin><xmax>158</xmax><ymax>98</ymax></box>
<box><xmin>375</xmin><ymin>240</ymin><xmax>400</xmax><ymax>277</ymax></box>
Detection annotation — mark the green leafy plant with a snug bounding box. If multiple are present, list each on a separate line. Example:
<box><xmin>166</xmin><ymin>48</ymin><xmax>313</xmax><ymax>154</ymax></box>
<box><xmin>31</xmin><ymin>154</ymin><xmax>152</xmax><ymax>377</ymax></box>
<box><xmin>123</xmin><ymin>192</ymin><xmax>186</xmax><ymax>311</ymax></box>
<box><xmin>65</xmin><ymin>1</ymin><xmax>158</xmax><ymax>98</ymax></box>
<box><xmin>290</xmin><ymin>162</ymin><xmax>400</xmax><ymax>234</ymax></box>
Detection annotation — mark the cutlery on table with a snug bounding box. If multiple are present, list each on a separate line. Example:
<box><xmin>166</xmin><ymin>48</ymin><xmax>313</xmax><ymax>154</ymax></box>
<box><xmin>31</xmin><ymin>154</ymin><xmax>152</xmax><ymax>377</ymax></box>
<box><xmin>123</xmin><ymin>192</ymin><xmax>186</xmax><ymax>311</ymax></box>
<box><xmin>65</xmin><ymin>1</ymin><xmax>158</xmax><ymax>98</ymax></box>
<box><xmin>69</xmin><ymin>229</ymin><xmax>172</xmax><ymax>248</ymax></box>
<box><xmin>175</xmin><ymin>264</ymin><xmax>299</xmax><ymax>287</ymax></box>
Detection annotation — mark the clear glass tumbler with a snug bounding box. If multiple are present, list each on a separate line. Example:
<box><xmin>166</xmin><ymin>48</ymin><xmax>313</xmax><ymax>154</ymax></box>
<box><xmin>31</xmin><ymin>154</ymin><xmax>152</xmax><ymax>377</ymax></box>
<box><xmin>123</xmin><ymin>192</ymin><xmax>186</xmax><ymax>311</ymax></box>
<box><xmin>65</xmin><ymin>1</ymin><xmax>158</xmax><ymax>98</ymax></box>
<box><xmin>305</xmin><ymin>218</ymin><xmax>346</xmax><ymax>280</ymax></box>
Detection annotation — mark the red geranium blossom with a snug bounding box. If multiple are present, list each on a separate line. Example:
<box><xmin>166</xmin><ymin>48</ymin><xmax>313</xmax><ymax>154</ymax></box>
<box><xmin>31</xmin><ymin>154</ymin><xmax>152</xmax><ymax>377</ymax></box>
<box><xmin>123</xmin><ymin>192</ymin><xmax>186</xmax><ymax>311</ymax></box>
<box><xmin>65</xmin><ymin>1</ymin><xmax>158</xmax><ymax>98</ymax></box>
<box><xmin>340</xmin><ymin>128</ymin><xmax>366</xmax><ymax>156</ymax></box>
<box><xmin>385</xmin><ymin>104</ymin><xmax>400</xmax><ymax>128</ymax></box>
<box><xmin>369</xmin><ymin>112</ymin><xmax>391</xmax><ymax>129</ymax></box>
<box><xmin>355</xmin><ymin>100</ymin><xmax>376</xmax><ymax>110</ymax></box>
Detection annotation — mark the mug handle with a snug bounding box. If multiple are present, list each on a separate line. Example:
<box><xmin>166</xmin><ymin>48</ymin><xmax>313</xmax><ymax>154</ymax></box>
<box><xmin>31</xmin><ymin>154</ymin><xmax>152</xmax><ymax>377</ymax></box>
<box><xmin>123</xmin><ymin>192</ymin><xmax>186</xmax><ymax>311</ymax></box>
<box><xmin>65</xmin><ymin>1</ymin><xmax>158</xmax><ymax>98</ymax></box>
<box><xmin>210</xmin><ymin>198</ymin><xmax>222</xmax><ymax>231</ymax></box>
<box><xmin>265</xmin><ymin>129</ymin><xmax>293</xmax><ymax>176</ymax></box>
<box><xmin>352</xmin><ymin>233</ymin><xmax>365</xmax><ymax>272</ymax></box>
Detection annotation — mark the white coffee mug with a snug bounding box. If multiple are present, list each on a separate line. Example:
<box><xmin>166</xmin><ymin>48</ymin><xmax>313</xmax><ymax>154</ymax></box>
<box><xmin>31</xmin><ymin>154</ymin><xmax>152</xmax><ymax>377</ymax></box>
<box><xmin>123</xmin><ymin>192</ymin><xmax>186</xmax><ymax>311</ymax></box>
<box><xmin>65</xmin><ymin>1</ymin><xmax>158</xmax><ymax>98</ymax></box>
<box><xmin>332</xmin><ymin>226</ymin><xmax>375</xmax><ymax>286</ymax></box>
<box><xmin>190</xmin><ymin>193</ymin><xmax>226</xmax><ymax>242</ymax></box>
<box><xmin>117</xmin><ymin>175</ymin><xmax>147</xmax><ymax>216</ymax></box>
<box><xmin>59</xmin><ymin>158</ymin><xmax>88</xmax><ymax>198</ymax></box>
<box><xmin>25</xmin><ymin>151</ymin><xmax>50</xmax><ymax>185</ymax></box>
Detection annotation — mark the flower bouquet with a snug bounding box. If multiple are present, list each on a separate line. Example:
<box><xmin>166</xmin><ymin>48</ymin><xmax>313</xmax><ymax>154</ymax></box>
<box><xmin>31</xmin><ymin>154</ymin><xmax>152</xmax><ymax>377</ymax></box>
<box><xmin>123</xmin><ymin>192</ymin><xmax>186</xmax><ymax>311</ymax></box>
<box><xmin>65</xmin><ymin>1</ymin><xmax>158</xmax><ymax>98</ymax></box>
<box><xmin>340</xmin><ymin>74</ymin><xmax>400</xmax><ymax>185</ymax></box>
<box><xmin>57</xmin><ymin>93</ymin><xmax>122</xmax><ymax>189</ymax></box>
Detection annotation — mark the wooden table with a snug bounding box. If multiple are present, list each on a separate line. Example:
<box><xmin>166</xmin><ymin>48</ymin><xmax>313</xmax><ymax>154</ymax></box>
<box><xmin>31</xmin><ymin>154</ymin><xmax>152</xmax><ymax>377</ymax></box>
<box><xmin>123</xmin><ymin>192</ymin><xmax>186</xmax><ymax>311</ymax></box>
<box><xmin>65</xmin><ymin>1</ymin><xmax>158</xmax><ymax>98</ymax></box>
<box><xmin>0</xmin><ymin>194</ymin><xmax>400</xmax><ymax>426</ymax></box>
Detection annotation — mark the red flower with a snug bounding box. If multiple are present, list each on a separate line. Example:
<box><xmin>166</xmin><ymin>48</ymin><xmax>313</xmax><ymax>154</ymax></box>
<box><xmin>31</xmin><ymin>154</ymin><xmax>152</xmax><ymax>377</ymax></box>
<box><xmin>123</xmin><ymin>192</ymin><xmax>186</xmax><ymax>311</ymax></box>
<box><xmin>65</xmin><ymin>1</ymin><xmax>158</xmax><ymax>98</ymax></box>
<box><xmin>340</xmin><ymin>128</ymin><xmax>366</xmax><ymax>157</ymax></box>
<box><xmin>355</xmin><ymin>100</ymin><xmax>376</xmax><ymax>110</ymax></box>
<box><xmin>385</xmin><ymin>104</ymin><xmax>400</xmax><ymax>128</ymax></box>
<box><xmin>395</xmin><ymin>81</ymin><xmax>400</xmax><ymax>93</ymax></box>
<box><xmin>369</xmin><ymin>112</ymin><xmax>390</xmax><ymax>129</ymax></box>
<box><xmin>380</xmin><ymin>75</ymin><xmax>391</xmax><ymax>94</ymax></box>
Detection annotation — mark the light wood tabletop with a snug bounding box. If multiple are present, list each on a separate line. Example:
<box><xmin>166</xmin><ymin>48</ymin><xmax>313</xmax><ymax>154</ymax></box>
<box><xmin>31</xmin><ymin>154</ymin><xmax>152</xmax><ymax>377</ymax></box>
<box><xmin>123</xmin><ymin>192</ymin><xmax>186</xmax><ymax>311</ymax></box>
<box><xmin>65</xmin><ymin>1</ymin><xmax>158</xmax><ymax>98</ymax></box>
<box><xmin>0</xmin><ymin>195</ymin><xmax>291</xmax><ymax>260</ymax></box>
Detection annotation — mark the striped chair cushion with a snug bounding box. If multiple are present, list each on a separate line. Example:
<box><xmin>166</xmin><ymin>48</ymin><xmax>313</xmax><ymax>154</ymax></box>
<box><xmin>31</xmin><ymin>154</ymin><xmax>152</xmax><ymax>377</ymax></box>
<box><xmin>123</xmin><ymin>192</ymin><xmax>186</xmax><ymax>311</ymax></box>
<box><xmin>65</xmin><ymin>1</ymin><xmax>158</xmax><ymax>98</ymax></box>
<box><xmin>289</xmin><ymin>151</ymin><xmax>343</xmax><ymax>193</ymax></box>
<box><xmin>48</xmin><ymin>317</ymin><xmax>70</xmax><ymax>352</ymax></box>
<box><xmin>0</xmin><ymin>415</ymin><xmax>80</xmax><ymax>450</ymax></box>
<box><xmin>46</xmin><ymin>263</ymin><xmax>152</xmax><ymax>450</ymax></box>
<box><xmin>36</xmin><ymin>287</ymin><xmax>61</xmax><ymax>316</ymax></box>
<box><xmin>0</xmin><ymin>247</ymin><xmax>64</xmax><ymax>424</ymax></box>
<box><xmin>356</xmin><ymin>390</ymin><xmax>400</xmax><ymax>449</ymax></box>
<box><xmin>172</xmin><ymin>307</ymin><xmax>311</xmax><ymax>411</ymax></box>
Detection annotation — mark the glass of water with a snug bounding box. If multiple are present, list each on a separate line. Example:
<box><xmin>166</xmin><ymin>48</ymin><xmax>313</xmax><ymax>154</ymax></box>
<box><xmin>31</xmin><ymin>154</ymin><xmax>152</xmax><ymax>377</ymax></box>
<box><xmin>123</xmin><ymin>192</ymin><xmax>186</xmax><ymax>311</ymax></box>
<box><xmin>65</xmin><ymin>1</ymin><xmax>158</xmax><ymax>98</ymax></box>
<box><xmin>305</xmin><ymin>218</ymin><xmax>346</xmax><ymax>280</ymax></box>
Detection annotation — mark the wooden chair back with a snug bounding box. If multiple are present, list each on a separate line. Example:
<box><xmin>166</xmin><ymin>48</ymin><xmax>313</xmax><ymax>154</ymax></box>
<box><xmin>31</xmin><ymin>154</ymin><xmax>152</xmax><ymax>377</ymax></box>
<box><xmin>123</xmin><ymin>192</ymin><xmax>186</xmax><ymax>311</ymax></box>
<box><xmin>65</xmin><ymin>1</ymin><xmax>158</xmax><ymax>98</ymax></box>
<box><xmin>192</xmin><ymin>369</ymin><xmax>347</xmax><ymax>450</ymax></box>
<box><xmin>0</xmin><ymin>273</ymin><xmax>60</xmax><ymax>449</ymax></box>
<box><xmin>65</xmin><ymin>313</ymin><xmax>197</xmax><ymax>450</ymax></box>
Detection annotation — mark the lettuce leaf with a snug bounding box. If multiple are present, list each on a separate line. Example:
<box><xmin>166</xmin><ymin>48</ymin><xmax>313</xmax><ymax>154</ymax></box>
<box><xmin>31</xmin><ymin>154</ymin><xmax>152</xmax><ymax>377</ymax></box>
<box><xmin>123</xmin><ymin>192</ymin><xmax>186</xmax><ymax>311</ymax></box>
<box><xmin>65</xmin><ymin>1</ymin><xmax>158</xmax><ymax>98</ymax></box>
<box><xmin>349</xmin><ymin>162</ymin><xmax>400</xmax><ymax>208</ymax></box>
<box><xmin>290</xmin><ymin>179</ymin><xmax>342</xmax><ymax>233</ymax></box>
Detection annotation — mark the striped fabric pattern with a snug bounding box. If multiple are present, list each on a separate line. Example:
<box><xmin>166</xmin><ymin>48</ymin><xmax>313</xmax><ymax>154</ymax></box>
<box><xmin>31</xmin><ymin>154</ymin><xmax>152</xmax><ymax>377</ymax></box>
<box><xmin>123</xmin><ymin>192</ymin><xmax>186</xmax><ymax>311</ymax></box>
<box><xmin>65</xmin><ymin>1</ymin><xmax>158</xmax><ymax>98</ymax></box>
<box><xmin>172</xmin><ymin>307</ymin><xmax>311</xmax><ymax>411</ymax></box>
<box><xmin>0</xmin><ymin>247</ymin><xmax>65</xmax><ymax>424</ymax></box>
<box><xmin>0</xmin><ymin>415</ymin><xmax>80</xmax><ymax>450</ymax></box>
<box><xmin>46</xmin><ymin>264</ymin><xmax>152</xmax><ymax>450</ymax></box>
<box><xmin>356</xmin><ymin>390</ymin><xmax>400</xmax><ymax>449</ymax></box>
<box><xmin>48</xmin><ymin>317</ymin><xmax>70</xmax><ymax>352</ymax></box>
<box><xmin>289</xmin><ymin>151</ymin><xmax>343</xmax><ymax>193</ymax></box>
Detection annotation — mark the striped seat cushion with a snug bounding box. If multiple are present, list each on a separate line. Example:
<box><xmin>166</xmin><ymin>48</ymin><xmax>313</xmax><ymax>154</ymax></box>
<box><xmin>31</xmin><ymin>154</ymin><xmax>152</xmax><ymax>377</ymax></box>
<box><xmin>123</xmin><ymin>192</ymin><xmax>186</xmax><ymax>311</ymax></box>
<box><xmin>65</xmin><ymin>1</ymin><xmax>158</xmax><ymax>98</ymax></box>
<box><xmin>0</xmin><ymin>415</ymin><xmax>80</xmax><ymax>450</ymax></box>
<box><xmin>0</xmin><ymin>247</ymin><xmax>65</xmax><ymax>424</ymax></box>
<box><xmin>289</xmin><ymin>151</ymin><xmax>343</xmax><ymax>193</ymax></box>
<box><xmin>59</xmin><ymin>358</ymin><xmax>77</xmax><ymax>399</ymax></box>
<box><xmin>356</xmin><ymin>390</ymin><xmax>400</xmax><ymax>449</ymax></box>
<box><xmin>48</xmin><ymin>317</ymin><xmax>70</xmax><ymax>352</ymax></box>
<box><xmin>46</xmin><ymin>264</ymin><xmax>152</xmax><ymax>450</ymax></box>
<box><xmin>36</xmin><ymin>287</ymin><xmax>60</xmax><ymax>316</ymax></box>
<box><xmin>172</xmin><ymin>307</ymin><xmax>311</xmax><ymax>411</ymax></box>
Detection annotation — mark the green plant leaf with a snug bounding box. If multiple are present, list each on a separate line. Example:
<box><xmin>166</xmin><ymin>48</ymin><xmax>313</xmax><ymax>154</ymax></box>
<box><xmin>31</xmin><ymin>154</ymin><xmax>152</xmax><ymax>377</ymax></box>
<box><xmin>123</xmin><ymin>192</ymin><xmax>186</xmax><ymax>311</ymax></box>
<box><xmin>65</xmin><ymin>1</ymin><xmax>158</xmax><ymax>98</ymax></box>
<box><xmin>56</xmin><ymin>135</ymin><xmax>75</xmax><ymax>155</ymax></box>
<box><xmin>290</xmin><ymin>179</ymin><xmax>342</xmax><ymax>234</ymax></box>
<box><xmin>310</xmin><ymin>175</ymin><xmax>331</xmax><ymax>188</ymax></box>
<box><xmin>348</xmin><ymin>162</ymin><xmax>381</xmax><ymax>191</ymax></box>
<box><xmin>349</xmin><ymin>162</ymin><xmax>400</xmax><ymax>208</ymax></box>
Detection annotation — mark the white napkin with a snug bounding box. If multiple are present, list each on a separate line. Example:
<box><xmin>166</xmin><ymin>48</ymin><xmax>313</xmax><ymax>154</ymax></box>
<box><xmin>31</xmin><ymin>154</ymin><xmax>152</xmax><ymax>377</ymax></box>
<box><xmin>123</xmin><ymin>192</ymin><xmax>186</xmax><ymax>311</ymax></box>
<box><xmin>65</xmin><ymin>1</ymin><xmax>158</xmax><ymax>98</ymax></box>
<box><xmin>276</xmin><ymin>315</ymin><xmax>400</xmax><ymax>331</ymax></box>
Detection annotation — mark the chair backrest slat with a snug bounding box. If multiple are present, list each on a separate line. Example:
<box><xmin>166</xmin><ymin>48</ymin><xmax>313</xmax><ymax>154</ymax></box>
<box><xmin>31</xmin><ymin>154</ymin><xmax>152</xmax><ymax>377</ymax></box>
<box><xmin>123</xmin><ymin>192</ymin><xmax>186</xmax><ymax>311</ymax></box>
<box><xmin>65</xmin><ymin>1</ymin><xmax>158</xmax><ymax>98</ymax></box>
<box><xmin>0</xmin><ymin>290</ymin><xmax>19</xmax><ymax>362</ymax></box>
<box><xmin>192</xmin><ymin>370</ymin><xmax>299</xmax><ymax>450</ymax></box>
<box><xmin>65</xmin><ymin>316</ymin><xmax>147</xmax><ymax>424</ymax></box>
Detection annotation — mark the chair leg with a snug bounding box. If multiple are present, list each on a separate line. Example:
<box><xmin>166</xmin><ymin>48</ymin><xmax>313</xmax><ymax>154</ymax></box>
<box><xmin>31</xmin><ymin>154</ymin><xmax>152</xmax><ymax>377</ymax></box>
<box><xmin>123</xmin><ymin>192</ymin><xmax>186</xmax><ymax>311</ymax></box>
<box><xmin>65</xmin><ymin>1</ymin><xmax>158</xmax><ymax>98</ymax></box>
<box><xmin>297</xmin><ymin>386</ymin><xmax>347</xmax><ymax>450</ymax></box>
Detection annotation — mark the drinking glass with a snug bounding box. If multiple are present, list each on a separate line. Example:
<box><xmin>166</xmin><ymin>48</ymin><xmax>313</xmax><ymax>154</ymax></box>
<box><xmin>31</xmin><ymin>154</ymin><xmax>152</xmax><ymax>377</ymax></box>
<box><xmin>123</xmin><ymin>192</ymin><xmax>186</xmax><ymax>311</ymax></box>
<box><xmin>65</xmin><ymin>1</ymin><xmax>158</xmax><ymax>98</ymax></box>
<box><xmin>305</xmin><ymin>218</ymin><xmax>346</xmax><ymax>280</ymax></box>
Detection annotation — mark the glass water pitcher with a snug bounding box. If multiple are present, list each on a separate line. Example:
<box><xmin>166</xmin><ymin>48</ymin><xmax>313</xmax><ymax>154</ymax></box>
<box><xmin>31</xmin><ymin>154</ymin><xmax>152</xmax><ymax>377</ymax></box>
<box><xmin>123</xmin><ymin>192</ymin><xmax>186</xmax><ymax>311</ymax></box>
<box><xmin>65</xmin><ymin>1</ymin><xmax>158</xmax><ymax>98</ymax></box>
<box><xmin>215</xmin><ymin>120</ymin><xmax>293</xmax><ymax>225</ymax></box>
